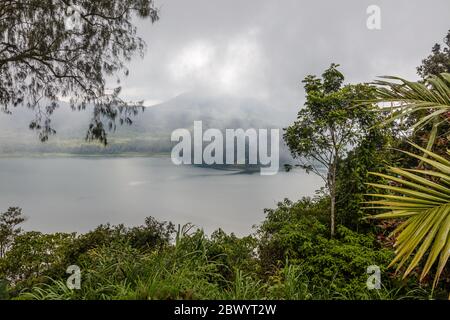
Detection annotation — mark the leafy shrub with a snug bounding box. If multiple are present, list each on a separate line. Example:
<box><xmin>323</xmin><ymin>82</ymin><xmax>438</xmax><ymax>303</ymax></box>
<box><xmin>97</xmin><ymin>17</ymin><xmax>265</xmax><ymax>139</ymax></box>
<box><xmin>256</xmin><ymin>197</ymin><xmax>431</xmax><ymax>298</ymax></box>
<box><xmin>2</xmin><ymin>210</ymin><xmax>438</xmax><ymax>300</ymax></box>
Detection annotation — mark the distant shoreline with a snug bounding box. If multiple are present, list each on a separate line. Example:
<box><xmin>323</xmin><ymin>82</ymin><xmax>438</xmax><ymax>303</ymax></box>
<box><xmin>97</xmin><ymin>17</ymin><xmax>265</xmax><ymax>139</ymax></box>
<box><xmin>0</xmin><ymin>152</ymin><xmax>171</xmax><ymax>159</ymax></box>
<box><xmin>0</xmin><ymin>154</ymin><xmax>292</xmax><ymax>174</ymax></box>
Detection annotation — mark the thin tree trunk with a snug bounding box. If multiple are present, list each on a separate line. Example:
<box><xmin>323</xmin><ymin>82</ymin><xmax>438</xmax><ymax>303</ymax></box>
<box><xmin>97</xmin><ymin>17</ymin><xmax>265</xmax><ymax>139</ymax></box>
<box><xmin>330</xmin><ymin>184</ymin><xmax>336</xmax><ymax>237</ymax></box>
<box><xmin>328</xmin><ymin>127</ymin><xmax>338</xmax><ymax>238</ymax></box>
<box><xmin>329</xmin><ymin>162</ymin><xmax>337</xmax><ymax>238</ymax></box>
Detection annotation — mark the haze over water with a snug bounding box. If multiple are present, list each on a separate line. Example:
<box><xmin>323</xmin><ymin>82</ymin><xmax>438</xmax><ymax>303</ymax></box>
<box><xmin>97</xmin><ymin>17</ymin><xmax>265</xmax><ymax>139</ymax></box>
<box><xmin>0</xmin><ymin>157</ymin><xmax>323</xmax><ymax>236</ymax></box>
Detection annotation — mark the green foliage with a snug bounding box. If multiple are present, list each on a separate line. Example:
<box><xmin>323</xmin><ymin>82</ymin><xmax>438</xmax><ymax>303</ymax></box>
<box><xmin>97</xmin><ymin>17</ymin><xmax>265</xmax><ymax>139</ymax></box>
<box><xmin>372</xmin><ymin>73</ymin><xmax>450</xmax><ymax>151</ymax></box>
<box><xmin>366</xmin><ymin>144</ymin><xmax>450</xmax><ymax>289</ymax></box>
<box><xmin>0</xmin><ymin>279</ymin><xmax>9</xmax><ymax>300</ymax></box>
<box><xmin>0</xmin><ymin>231</ymin><xmax>74</xmax><ymax>292</ymax></box>
<box><xmin>284</xmin><ymin>64</ymin><xmax>377</xmax><ymax>177</ymax></box>
<box><xmin>396</xmin><ymin>30</ymin><xmax>450</xmax><ymax>159</ymax></box>
<box><xmin>257</xmin><ymin>198</ymin><xmax>329</xmax><ymax>271</ymax></box>
<box><xmin>364</xmin><ymin>44</ymin><xmax>450</xmax><ymax>291</ymax></box>
<box><xmin>257</xmin><ymin>198</ymin><xmax>404</xmax><ymax>298</ymax></box>
<box><xmin>0</xmin><ymin>216</ymin><xmax>175</xmax><ymax>296</ymax></box>
<box><xmin>17</xmin><ymin>229</ymin><xmax>260</xmax><ymax>300</ymax></box>
<box><xmin>336</xmin><ymin>129</ymin><xmax>394</xmax><ymax>230</ymax></box>
<box><xmin>0</xmin><ymin>207</ymin><xmax>440</xmax><ymax>300</ymax></box>
<box><xmin>417</xmin><ymin>30</ymin><xmax>450</xmax><ymax>79</ymax></box>
<box><xmin>205</xmin><ymin>229</ymin><xmax>258</xmax><ymax>281</ymax></box>
<box><xmin>0</xmin><ymin>0</ymin><xmax>159</xmax><ymax>144</ymax></box>
<box><xmin>284</xmin><ymin>63</ymin><xmax>379</xmax><ymax>236</ymax></box>
<box><xmin>0</xmin><ymin>207</ymin><xmax>25</xmax><ymax>258</ymax></box>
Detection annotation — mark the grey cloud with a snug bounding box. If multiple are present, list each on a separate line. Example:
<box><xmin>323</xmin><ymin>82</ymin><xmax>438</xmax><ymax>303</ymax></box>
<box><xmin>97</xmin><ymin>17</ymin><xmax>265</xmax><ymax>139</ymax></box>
<box><xmin>115</xmin><ymin>0</ymin><xmax>449</xmax><ymax>124</ymax></box>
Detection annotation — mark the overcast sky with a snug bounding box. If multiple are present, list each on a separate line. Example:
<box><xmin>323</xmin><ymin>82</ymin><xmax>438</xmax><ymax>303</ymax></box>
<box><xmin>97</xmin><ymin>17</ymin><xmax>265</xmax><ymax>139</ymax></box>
<box><xmin>116</xmin><ymin>0</ymin><xmax>450</xmax><ymax>122</ymax></box>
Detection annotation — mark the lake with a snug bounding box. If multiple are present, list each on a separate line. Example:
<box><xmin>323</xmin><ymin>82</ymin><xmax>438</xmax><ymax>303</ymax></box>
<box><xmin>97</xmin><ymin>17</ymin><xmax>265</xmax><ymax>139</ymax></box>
<box><xmin>0</xmin><ymin>157</ymin><xmax>323</xmax><ymax>236</ymax></box>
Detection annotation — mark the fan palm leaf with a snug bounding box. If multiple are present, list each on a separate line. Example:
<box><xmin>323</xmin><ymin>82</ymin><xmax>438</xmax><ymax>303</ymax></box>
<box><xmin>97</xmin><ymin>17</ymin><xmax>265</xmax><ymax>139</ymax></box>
<box><xmin>365</xmin><ymin>143</ymin><xmax>450</xmax><ymax>288</ymax></box>
<box><xmin>371</xmin><ymin>72</ymin><xmax>450</xmax><ymax>149</ymax></box>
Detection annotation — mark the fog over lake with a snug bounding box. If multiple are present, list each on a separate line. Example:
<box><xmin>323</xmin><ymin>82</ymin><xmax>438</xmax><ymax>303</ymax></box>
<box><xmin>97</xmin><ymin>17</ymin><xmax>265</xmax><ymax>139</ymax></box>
<box><xmin>0</xmin><ymin>157</ymin><xmax>323</xmax><ymax>236</ymax></box>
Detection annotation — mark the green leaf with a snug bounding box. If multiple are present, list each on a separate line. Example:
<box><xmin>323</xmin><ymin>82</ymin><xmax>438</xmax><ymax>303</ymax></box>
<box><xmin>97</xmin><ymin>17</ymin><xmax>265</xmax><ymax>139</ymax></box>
<box><xmin>365</xmin><ymin>145</ymin><xmax>450</xmax><ymax>289</ymax></box>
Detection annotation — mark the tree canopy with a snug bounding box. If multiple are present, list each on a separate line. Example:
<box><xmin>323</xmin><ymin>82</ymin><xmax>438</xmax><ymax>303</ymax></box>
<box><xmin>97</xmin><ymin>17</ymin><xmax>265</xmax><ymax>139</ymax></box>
<box><xmin>0</xmin><ymin>207</ymin><xmax>25</xmax><ymax>259</ymax></box>
<box><xmin>417</xmin><ymin>29</ymin><xmax>450</xmax><ymax>79</ymax></box>
<box><xmin>0</xmin><ymin>0</ymin><xmax>159</xmax><ymax>144</ymax></box>
<box><xmin>284</xmin><ymin>63</ymin><xmax>378</xmax><ymax>236</ymax></box>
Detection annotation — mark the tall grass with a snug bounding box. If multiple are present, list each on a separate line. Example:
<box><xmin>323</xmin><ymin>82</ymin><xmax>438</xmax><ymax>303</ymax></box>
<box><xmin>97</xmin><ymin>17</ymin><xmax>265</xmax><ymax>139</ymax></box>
<box><xmin>16</xmin><ymin>232</ymin><xmax>433</xmax><ymax>300</ymax></box>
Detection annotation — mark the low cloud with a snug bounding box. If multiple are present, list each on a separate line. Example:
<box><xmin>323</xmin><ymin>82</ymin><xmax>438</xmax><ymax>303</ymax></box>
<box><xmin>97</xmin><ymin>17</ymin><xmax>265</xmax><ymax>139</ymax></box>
<box><xmin>111</xmin><ymin>0</ymin><xmax>449</xmax><ymax>120</ymax></box>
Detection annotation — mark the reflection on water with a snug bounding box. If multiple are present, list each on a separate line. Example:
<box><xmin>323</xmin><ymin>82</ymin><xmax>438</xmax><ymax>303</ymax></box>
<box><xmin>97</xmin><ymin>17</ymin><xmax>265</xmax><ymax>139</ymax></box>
<box><xmin>0</xmin><ymin>157</ymin><xmax>323</xmax><ymax>236</ymax></box>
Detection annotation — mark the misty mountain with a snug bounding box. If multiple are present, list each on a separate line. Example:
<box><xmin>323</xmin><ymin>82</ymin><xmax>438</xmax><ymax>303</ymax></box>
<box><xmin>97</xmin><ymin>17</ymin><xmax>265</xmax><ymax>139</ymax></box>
<box><xmin>0</xmin><ymin>91</ymin><xmax>294</xmax><ymax>163</ymax></box>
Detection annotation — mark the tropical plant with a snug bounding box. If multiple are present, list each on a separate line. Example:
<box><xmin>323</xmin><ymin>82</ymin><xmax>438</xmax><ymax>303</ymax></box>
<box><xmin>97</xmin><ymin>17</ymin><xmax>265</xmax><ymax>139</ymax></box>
<box><xmin>365</xmin><ymin>143</ymin><xmax>450</xmax><ymax>289</ymax></box>
<box><xmin>0</xmin><ymin>207</ymin><xmax>25</xmax><ymax>258</ymax></box>
<box><xmin>0</xmin><ymin>0</ymin><xmax>159</xmax><ymax>144</ymax></box>
<box><xmin>372</xmin><ymin>73</ymin><xmax>450</xmax><ymax>151</ymax></box>
<box><xmin>417</xmin><ymin>30</ymin><xmax>450</xmax><ymax>79</ymax></box>
<box><xmin>284</xmin><ymin>63</ymin><xmax>378</xmax><ymax>237</ymax></box>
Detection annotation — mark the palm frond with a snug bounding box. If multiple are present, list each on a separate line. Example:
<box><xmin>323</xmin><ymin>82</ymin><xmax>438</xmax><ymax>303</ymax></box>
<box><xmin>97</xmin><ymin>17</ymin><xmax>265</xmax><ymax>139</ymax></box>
<box><xmin>371</xmin><ymin>73</ymin><xmax>450</xmax><ymax>149</ymax></box>
<box><xmin>366</xmin><ymin>143</ymin><xmax>450</xmax><ymax>287</ymax></box>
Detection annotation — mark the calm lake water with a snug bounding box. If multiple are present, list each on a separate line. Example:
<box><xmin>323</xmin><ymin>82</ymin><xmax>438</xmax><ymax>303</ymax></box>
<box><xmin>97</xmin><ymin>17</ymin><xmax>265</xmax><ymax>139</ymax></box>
<box><xmin>0</xmin><ymin>157</ymin><xmax>323</xmax><ymax>236</ymax></box>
